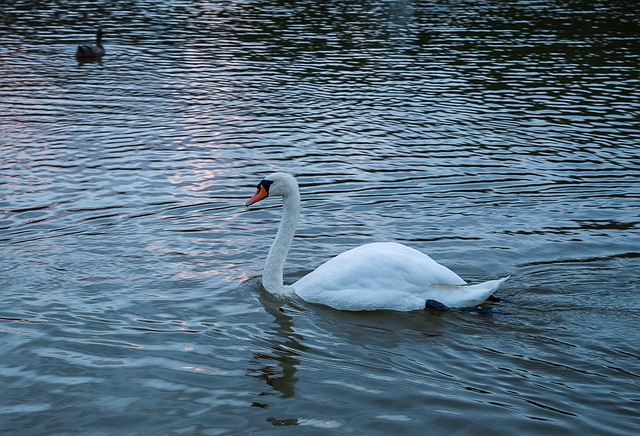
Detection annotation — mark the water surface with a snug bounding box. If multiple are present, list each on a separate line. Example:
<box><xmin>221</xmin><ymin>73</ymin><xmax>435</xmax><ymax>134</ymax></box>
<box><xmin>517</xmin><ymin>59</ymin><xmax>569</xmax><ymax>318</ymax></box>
<box><xmin>1</xmin><ymin>0</ymin><xmax>639</xmax><ymax>434</ymax></box>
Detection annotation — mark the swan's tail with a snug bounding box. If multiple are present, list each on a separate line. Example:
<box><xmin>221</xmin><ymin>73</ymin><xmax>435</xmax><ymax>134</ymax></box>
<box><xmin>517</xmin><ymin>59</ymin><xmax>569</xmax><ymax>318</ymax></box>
<box><xmin>455</xmin><ymin>275</ymin><xmax>510</xmax><ymax>308</ymax></box>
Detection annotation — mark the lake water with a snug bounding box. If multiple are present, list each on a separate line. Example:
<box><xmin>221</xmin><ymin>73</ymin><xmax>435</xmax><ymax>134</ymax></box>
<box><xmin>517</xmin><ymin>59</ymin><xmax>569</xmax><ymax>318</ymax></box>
<box><xmin>1</xmin><ymin>0</ymin><xmax>639</xmax><ymax>434</ymax></box>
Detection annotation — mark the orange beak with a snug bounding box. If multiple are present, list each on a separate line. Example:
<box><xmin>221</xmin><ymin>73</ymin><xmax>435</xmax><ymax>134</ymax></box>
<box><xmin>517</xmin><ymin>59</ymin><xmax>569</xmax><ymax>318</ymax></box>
<box><xmin>246</xmin><ymin>185</ymin><xmax>269</xmax><ymax>206</ymax></box>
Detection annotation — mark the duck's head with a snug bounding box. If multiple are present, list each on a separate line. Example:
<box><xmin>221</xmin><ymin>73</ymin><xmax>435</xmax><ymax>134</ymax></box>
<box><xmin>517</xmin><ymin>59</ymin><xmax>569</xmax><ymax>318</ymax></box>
<box><xmin>246</xmin><ymin>172</ymin><xmax>297</xmax><ymax>206</ymax></box>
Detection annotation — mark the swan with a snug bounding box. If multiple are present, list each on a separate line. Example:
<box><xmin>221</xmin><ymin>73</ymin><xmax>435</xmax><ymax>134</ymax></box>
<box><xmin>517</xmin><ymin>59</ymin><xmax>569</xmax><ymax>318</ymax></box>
<box><xmin>246</xmin><ymin>172</ymin><xmax>509</xmax><ymax>311</ymax></box>
<box><xmin>76</xmin><ymin>29</ymin><xmax>105</xmax><ymax>59</ymax></box>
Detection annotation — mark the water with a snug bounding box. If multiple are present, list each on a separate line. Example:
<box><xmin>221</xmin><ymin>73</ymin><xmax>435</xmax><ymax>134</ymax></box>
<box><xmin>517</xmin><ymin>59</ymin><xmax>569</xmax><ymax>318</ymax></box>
<box><xmin>1</xmin><ymin>0</ymin><xmax>639</xmax><ymax>433</ymax></box>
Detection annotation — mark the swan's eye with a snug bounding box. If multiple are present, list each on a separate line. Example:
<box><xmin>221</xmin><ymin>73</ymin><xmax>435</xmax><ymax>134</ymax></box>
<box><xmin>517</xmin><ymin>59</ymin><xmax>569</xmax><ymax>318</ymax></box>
<box><xmin>260</xmin><ymin>179</ymin><xmax>274</xmax><ymax>193</ymax></box>
<box><xmin>246</xmin><ymin>179</ymin><xmax>274</xmax><ymax>207</ymax></box>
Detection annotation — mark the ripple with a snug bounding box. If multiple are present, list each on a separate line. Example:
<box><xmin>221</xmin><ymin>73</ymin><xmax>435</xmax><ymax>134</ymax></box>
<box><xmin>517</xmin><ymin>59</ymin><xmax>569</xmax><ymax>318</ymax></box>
<box><xmin>1</xmin><ymin>0</ymin><xmax>640</xmax><ymax>434</ymax></box>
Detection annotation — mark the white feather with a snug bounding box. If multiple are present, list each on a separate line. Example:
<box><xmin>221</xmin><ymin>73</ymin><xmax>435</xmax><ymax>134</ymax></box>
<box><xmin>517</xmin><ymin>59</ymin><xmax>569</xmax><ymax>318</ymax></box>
<box><xmin>248</xmin><ymin>173</ymin><xmax>509</xmax><ymax>311</ymax></box>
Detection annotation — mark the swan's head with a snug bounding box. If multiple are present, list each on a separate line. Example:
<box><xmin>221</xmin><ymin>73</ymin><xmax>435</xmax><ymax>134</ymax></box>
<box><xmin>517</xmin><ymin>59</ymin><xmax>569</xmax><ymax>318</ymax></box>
<box><xmin>246</xmin><ymin>172</ymin><xmax>298</xmax><ymax>206</ymax></box>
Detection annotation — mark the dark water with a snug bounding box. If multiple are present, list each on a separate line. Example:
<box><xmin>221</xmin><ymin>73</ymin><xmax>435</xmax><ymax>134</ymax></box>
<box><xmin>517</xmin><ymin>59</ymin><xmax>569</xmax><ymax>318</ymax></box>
<box><xmin>1</xmin><ymin>0</ymin><xmax>639</xmax><ymax>434</ymax></box>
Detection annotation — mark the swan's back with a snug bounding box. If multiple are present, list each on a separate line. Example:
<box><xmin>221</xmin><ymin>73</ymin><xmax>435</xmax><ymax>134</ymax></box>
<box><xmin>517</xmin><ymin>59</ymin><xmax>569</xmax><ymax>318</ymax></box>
<box><xmin>293</xmin><ymin>242</ymin><xmax>468</xmax><ymax>311</ymax></box>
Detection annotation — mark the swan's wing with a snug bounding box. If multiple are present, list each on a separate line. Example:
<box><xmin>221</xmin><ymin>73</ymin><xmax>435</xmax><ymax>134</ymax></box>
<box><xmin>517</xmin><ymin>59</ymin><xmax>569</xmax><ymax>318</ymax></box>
<box><xmin>300</xmin><ymin>287</ymin><xmax>428</xmax><ymax>311</ymax></box>
<box><xmin>293</xmin><ymin>242</ymin><xmax>467</xmax><ymax>309</ymax></box>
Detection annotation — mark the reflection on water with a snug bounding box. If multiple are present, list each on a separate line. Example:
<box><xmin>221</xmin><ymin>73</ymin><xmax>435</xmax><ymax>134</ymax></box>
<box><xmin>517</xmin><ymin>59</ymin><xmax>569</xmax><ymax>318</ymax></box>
<box><xmin>250</xmin><ymin>290</ymin><xmax>303</xmax><ymax>400</ymax></box>
<box><xmin>1</xmin><ymin>0</ymin><xmax>639</xmax><ymax>434</ymax></box>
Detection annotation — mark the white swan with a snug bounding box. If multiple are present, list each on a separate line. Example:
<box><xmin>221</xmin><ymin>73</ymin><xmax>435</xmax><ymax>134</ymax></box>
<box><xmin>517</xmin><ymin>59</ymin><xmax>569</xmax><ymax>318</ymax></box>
<box><xmin>246</xmin><ymin>172</ymin><xmax>509</xmax><ymax>311</ymax></box>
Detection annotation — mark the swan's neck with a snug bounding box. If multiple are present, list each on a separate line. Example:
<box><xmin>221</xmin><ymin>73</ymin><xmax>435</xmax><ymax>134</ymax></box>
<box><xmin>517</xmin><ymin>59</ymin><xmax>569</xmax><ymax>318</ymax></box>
<box><xmin>262</xmin><ymin>190</ymin><xmax>300</xmax><ymax>295</ymax></box>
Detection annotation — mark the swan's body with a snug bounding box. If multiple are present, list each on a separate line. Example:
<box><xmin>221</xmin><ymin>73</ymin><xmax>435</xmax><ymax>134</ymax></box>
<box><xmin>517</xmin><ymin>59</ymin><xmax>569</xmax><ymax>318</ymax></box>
<box><xmin>246</xmin><ymin>173</ymin><xmax>508</xmax><ymax>311</ymax></box>
<box><xmin>76</xmin><ymin>29</ymin><xmax>105</xmax><ymax>59</ymax></box>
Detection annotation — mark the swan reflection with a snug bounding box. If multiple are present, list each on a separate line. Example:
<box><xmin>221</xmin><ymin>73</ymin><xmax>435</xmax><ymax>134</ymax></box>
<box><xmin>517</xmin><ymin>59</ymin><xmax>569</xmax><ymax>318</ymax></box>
<box><xmin>248</xmin><ymin>289</ymin><xmax>307</xmax><ymax>400</ymax></box>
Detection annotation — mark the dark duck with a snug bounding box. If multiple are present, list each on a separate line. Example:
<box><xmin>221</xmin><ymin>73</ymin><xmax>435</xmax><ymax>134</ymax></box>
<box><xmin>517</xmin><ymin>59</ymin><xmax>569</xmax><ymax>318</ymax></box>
<box><xmin>76</xmin><ymin>29</ymin><xmax>105</xmax><ymax>59</ymax></box>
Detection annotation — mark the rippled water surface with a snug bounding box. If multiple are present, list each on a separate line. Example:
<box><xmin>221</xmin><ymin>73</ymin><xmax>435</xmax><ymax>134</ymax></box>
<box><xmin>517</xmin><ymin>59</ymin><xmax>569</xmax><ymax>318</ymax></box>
<box><xmin>1</xmin><ymin>0</ymin><xmax>639</xmax><ymax>434</ymax></box>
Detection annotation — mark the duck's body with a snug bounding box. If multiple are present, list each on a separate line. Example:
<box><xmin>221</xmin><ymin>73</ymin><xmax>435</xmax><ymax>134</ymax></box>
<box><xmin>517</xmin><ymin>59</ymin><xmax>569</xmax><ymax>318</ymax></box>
<box><xmin>76</xmin><ymin>29</ymin><xmax>105</xmax><ymax>59</ymax></box>
<box><xmin>246</xmin><ymin>173</ymin><xmax>508</xmax><ymax>312</ymax></box>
